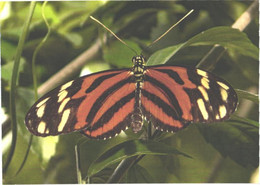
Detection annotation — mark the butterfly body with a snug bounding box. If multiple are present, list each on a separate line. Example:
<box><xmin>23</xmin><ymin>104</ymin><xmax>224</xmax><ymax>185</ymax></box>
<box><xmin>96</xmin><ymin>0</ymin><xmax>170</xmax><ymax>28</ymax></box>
<box><xmin>25</xmin><ymin>55</ymin><xmax>237</xmax><ymax>139</ymax></box>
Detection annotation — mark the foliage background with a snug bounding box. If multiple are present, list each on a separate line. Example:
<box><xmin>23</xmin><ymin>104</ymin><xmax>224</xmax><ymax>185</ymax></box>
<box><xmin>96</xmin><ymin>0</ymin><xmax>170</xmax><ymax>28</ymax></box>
<box><xmin>2</xmin><ymin>1</ymin><xmax>258</xmax><ymax>183</ymax></box>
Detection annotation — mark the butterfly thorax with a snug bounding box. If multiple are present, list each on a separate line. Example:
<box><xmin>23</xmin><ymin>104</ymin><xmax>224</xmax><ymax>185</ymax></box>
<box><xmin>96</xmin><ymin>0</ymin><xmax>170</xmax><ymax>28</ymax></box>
<box><xmin>132</xmin><ymin>55</ymin><xmax>146</xmax><ymax>82</ymax></box>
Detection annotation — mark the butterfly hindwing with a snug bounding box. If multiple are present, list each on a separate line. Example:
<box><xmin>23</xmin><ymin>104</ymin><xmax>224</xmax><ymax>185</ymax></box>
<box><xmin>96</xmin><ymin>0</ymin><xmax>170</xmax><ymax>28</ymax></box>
<box><xmin>25</xmin><ymin>56</ymin><xmax>238</xmax><ymax>139</ymax></box>
<box><xmin>141</xmin><ymin>65</ymin><xmax>238</xmax><ymax>132</ymax></box>
<box><xmin>25</xmin><ymin>69</ymin><xmax>135</xmax><ymax>139</ymax></box>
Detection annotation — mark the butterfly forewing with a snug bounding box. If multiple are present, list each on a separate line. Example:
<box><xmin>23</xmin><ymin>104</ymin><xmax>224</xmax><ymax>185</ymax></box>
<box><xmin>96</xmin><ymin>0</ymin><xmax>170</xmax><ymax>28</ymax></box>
<box><xmin>25</xmin><ymin>55</ymin><xmax>238</xmax><ymax>139</ymax></box>
<box><xmin>141</xmin><ymin>66</ymin><xmax>238</xmax><ymax>132</ymax></box>
<box><xmin>25</xmin><ymin>68</ymin><xmax>134</xmax><ymax>138</ymax></box>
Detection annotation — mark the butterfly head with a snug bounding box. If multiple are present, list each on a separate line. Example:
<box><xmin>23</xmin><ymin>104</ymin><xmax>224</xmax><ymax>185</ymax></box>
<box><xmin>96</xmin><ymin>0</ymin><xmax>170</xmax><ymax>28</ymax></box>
<box><xmin>132</xmin><ymin>55</ymin><xmax>146</xmax><ymax>66</ymax></box>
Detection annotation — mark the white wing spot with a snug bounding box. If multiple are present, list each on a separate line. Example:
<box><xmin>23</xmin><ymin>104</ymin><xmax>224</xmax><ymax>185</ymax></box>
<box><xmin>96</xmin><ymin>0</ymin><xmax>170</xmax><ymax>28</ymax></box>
<box><xmin>60</xmin><ymin>81</ymin><xmax>73</xmax><ymax>91</ymax></box>
<box><xmin>198</xmin><ymin>86</ymin><xmax>209</xmax><ymax>101</ymax></box>
<box><xmin>197</xmin><ymin>98</ymin><xmax>209</xmax><ymax>120</ymax></box>
<box><xmin>58</xmin><ymin>109</ymin><xmax>71</xmax><ymax>132</ymax></box>
<box><xmin>36</xmin><ymin>104</ymin><xmax>46</xmax><ymax>118</ymax></box>
<box><xmin>58</xmin><ymin>97</ymin><xmax>71</xmax><ymax>113</ymax></box>
<box><xmin>219</xmin><ymin>105</ymin><xmax>227</xmax><ymax>119</ymax></box>
<box><xmin>58</xmin><ymin>90</ymin><xmax>68</xmax><ymax>103</ymax></box>
<box><xmin>217</xmin><ymin>81</ymin><xmax>229</xmax><ymax>90</ymax></box>
<box><xmin>201</xmin><ymin>77</ymin><xmax>210</xmax><ymax>89</ymax></box>
<box><xmin>38</xmin><ymin>121</ymin><xmax>47</xmax><ymax>134</ymax></box>
<box><xmin>197</xmin><ymin>69</ymin><xmax>208</xmax><ymax>77</ymax></box>
<box><xmin>36</xmin><ymin>97</ymin><xmax>50</xmax><ymax>108</ymax></box>
<box><xmin>220</xmin><ymin>88</ymin><xmax>228</xmax><ymax>102</ymax></box>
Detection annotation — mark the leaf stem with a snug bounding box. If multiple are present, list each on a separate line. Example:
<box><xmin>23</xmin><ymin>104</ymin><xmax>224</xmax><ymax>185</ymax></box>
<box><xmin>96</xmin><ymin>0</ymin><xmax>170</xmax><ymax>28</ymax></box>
<box><xmin>106</xmin><ymin>156</ymin><xmax>138</xmax><ymax>183</ymax></box>
<box><xmin>15</xmin><ymin>2</ymin><xmax>52</xmax><ymax>176</ymax></box>
<box><xmin>3</xmin><ymin>1</ymin><xmax>36</xmax><ymax>174</ymax></box>
<box><xmin>32</xmin><ymin>1</ymin><xmax>51</xmax><ymax>100</ymax></box>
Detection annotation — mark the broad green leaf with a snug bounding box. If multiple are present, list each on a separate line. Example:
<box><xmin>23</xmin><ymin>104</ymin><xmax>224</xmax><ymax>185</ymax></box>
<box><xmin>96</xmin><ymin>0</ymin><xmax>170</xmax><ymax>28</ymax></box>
<box><xmin>186</xmin><ymin>27</ymin><xmax>258</xmax><ymax>60</ymax></box>
<box><xmin>147</xmin><ymin>26</ymin><xmax>258</xmax><ymax>65</ymax></box>
<box><xmin>198</xmin><ymin>121</ymin><xmax>258</xmax><ymax>167</ymax></box>
<box><xmin>126</xmin><ymin>164</ymin><xmax>154</xmax><ymax>183</ymax></box>
<box><xmin>87</xmin><ymin>139</ymin><xmax>190</xmax><ymax>177</ymax></box>
<box><xmin>231</xmin><ymin>55</ymin><xmax>258</xmax><ymax>85</ymax></box>
<box><xmin>103</xmin><ymin>40</ymin><xmax>141</xmax><ymax>67</ymax></box>
<box><xmin>147</xmin><ymin>43</ymin><xmax>185</xmax><ymax>65</ymax></box>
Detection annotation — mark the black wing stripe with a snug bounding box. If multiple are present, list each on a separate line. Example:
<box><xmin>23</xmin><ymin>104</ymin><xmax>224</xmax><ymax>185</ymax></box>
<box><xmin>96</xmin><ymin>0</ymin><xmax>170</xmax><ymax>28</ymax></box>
<box><xmin>91</xmin><ymin>91</ymin><xmax>135</xmax><ymax>130</ymax></box>
<box><xmin>142</xmin><ymin>89</ymin><xmax>179</xmax><ymax>119</ymax></box>
<box><xmin>82</xmin><ymin>113</ymin><xmax>133</xmax><ymax>139</ymax></box>
<box><xmin>144</xmin><ymin>75</ymin><xmax>183</xmax><ymax>118</ymax></box>
<box><xmin>154</xmin><ymin>68</ymin><xmax>184</xmax><ymax>85</ymax></box>
<box><xmin>85</xmin><ymin>72</ymin><xmax>122</xmax><ymax>93</ymax></box>
<box><xmin>86</xmin><ymin>76</ymin><xmax>133</xmax><ymax>124</ymax></box>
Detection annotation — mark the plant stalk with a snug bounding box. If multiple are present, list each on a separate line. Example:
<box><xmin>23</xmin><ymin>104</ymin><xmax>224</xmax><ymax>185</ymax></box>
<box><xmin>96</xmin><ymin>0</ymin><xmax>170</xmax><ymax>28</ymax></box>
<box><xmin>3</xmin><ymin>2</ymin><xmax>36</xmax><ymax>175</ymax></box>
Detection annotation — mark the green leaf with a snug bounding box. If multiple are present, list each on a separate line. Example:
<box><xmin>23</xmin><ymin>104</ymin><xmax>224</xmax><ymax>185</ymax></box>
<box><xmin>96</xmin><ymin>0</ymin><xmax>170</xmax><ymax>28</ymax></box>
<box><xmin>103</xmin><ymin>40</ymin><xmax>141</xmax><ymax>67</ymax></box>
<box><xmin>147</xmin><ymin>26</ymin><xmax>258</xmax><ymax>65</ymax></box>
<box><xmin>2</xmin><ymin>39</ymin><xmax>18</xmax><ymax>61</ymax></box>
<box><xmin>231</xmin><ymin>115</ymin><xmax>259</xmax><ymax>128</ymax></box>
<box><xmin>2</xmin><ymin>58</ymin><xmax>26</xmax><ymax>85</ymax></box>
<box><xmin>198</xmin><ymin>121</ymin><xmax>258</xmax><ymax>167</ymax></box>
<box><xmin>187</xmin><ymin>27</ymin><xmax>258</xmax><ymax>60</ymax></box>
<box><xmin>87</xmin><ymin>139</ymin><xmax>190</xmax><ymax>177</ymax></box>
<box><xmin>127</xmin><ymin>164</ymin><xmax>154</xmax><ymax>183</ymax></box>
<box><xmin>147</xmin><ymin>43</ymin><xmax>185</xmax><ymax>65</ymax></box>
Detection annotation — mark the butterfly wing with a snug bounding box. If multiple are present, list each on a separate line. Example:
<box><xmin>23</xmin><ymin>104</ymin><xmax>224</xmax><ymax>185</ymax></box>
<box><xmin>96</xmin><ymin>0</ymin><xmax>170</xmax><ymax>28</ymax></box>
<box><xmin>141</xmin><ymin>65</ymin><xmax>238</xmax><ymax>132</ymax></box>
<box><xmin>25</xmin><ymin>69</ymin><xmax>135</xmax><ymax>139</ymax></box>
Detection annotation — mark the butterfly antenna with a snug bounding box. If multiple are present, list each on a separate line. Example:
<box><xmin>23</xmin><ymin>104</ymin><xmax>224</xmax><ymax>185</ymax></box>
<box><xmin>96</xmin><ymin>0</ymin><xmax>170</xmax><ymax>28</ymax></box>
<box><xmin>147</xmin><ymin>9</ymin><xmax>194</xmax><ymax>49</ymax></box>
<box><xmin>90</xmin><ymin>16</ymin><xmax>138</xmax><ymax>55</ymax></box>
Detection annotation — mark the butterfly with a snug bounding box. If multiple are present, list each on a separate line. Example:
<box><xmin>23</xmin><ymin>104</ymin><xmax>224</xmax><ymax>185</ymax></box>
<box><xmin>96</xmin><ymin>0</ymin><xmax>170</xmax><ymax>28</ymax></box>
<box><xmin>25</xmin><ymin>54</ymin><xmax>238</xmax><ymax>140</ymax></box>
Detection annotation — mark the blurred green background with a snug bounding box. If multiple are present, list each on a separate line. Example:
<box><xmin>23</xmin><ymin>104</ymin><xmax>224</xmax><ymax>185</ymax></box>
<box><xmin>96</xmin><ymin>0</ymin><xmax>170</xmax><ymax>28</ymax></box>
<box><xmin>1</xmin><ymin>1</ymin><xmax>258</xmax><ymax>183</ymax></box>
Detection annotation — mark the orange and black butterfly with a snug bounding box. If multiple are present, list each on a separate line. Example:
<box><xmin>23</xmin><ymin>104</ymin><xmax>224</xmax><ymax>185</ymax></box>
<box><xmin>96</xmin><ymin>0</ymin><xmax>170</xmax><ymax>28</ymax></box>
<box><xmin>25</xmin><ymin>54</ymin><xmax>238</xmax><ymax>139</ymax></box>
<box><xmin>25</xmin><ymin>14</ymin><xmax>238</xmax><ymax>140</ymax></box>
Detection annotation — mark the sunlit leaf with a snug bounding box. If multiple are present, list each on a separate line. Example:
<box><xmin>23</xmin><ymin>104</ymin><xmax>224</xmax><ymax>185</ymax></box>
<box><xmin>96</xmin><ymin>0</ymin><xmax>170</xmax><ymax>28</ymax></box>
<box><xmin>147</xmin><ymin>27</ymin><xmax>258</xmax><ymax>65</ymax></box>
